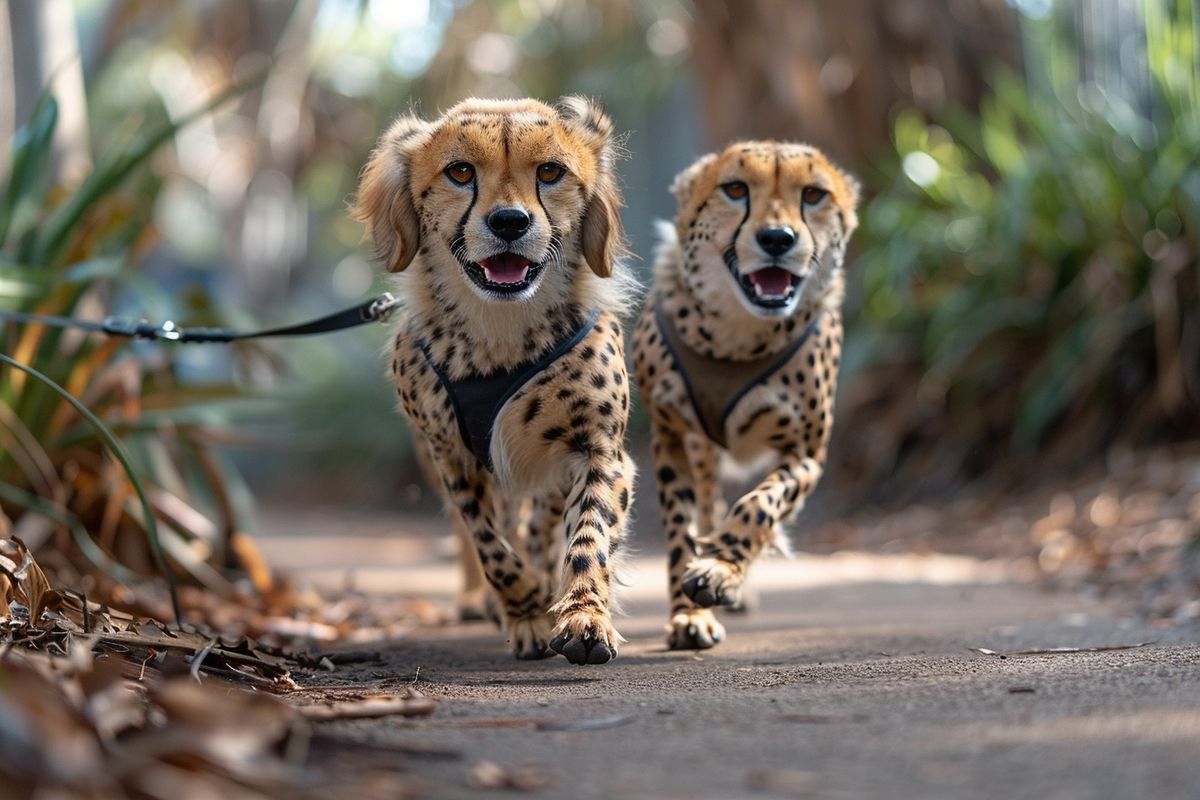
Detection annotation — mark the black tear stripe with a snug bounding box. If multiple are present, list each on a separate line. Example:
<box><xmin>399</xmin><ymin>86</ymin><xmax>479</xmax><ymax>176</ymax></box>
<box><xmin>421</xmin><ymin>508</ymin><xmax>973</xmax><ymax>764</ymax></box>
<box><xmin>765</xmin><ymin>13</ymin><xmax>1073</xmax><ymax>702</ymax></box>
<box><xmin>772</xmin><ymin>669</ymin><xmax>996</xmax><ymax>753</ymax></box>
<box><xmin>799</xmin><ymin>200</ymin><xmax>817</xmax><ymax>262</ymax></box>
<box><xmin>723</xmin><ymin>191</ymin><xmax>752</xmax><ymax>274</ymax></box>
<box><xmin>449</xmin><ymin>179</ymin><xmax>479</xmax><ymax>266</ymax></box>
<box><xmin>533</xmin><ymin>181</ymin><xmax>562</xmax><ymax>266</ymax></box>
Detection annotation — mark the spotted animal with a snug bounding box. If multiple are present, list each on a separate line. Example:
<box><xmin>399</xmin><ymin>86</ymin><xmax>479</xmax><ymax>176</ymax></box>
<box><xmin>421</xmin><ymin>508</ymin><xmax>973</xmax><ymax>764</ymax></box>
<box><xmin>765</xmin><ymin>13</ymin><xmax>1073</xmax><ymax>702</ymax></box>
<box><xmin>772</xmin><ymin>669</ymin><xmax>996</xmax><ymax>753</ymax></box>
<box><xmin>354</xmin><ymin>97</ymin><xmax>637</xmax><ymax>665</ymax></box>
<box><xmin>631</xmin><ymin>141</ymin><xmax>859</xmax><ymax>650</ymax></box>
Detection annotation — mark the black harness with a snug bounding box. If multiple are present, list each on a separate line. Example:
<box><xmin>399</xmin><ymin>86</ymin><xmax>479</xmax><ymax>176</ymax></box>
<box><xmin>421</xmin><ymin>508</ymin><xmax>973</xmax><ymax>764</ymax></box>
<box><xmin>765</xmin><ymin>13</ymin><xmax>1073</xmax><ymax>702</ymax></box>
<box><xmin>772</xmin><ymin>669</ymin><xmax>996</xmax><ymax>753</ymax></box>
<box><xmin>654</xmin><ymin>298</ymin><xmax>819</xmax><ymax>449</ymax></box>
<box><xmin>416</xmin><ymin>308</ymin><xmax>601</xmax><ymax>471</ymax></box>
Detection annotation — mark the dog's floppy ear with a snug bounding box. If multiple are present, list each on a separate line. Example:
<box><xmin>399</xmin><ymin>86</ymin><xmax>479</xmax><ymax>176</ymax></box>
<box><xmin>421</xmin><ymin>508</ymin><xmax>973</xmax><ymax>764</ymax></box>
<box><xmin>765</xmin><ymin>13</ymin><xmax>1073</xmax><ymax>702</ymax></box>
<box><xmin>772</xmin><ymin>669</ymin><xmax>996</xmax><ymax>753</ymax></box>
<box><xmin>557</xmin><ymin>95</ymin><xmax>627</xmax><ymax>278</ymax></box>
<box><xmin>669</xmin><ymin>152</ymin><xmax>719</xmax><ymax>210</ymax></box>
<box><xmin>353</xmin><ymin>114</ymin><xmax>431</xmax><ymax>273</ymax></box>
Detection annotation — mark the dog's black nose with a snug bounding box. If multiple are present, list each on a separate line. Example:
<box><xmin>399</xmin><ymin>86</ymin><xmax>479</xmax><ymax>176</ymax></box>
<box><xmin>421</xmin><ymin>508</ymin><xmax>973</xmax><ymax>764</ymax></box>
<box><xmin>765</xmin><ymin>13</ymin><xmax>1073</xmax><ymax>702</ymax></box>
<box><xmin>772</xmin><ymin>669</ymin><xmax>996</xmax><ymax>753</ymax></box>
<box><xmin>487</xmin><ymin>208</ymin><xmax>531</xmax><ymax>242</ymax></box>
<box><xmin>756</xmin><ymin>226</ymin><xmax>797</xmax><ymax>257</ymax></box>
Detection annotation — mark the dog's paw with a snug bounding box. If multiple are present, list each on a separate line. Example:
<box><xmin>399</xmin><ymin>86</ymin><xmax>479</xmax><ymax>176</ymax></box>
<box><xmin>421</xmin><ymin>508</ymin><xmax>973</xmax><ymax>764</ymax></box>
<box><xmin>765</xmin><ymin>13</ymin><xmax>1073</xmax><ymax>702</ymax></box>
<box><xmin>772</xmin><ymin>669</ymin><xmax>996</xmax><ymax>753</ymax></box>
<box><xmin>548</xmin><ymin>611</ymin><xmax>622</xmax><ymax>665</ymax></box>
<box><xmin>666</xmin><ymin>608</ymin><xmax>726</xmax><ymax>650</ymax></box>
<box><xmin>681</xmin><ymin>557</ymin><xmax>744</xmax><ymax>609</ymax></box>
<box><xmin>507</xmin><ymin>615</ymin><xmax>557</xmax><ymax>660</ymax></box>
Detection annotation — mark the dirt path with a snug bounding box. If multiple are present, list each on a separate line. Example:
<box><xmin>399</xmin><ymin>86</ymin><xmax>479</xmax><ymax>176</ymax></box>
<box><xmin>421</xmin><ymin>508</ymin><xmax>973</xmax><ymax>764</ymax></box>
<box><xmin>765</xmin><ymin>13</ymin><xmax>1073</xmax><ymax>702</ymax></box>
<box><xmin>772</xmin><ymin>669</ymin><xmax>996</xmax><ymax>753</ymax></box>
<box><xmin>257</xmin><ymin>509</ymin><xmax>1200</xmax><ymax>800</ymax></box>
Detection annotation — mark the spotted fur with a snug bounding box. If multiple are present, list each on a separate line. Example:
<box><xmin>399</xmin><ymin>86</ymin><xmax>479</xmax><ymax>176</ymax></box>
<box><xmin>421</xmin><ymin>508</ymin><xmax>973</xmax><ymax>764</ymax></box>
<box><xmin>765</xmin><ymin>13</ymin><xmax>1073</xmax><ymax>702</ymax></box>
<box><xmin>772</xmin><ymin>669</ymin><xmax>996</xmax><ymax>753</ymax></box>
<box><xmin>355</xmin><ymin>97</ymin><xmax>636</xmax><ymax>664</ymax></box>
<box><xmin>632</xmin><ymin>141</ymin><xmax>859</xmax><ymax>650</ymax></box>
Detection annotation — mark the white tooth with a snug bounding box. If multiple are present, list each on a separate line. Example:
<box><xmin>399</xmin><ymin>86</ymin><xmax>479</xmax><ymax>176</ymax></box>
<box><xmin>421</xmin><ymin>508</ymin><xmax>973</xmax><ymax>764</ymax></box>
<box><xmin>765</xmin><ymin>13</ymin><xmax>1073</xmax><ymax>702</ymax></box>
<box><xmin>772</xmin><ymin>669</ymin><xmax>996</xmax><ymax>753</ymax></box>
<box><xmin>754</xmin><ymin>282</ymin><xmax>763</xmax><ymax>297</ymax></box>
<box><xmin>519</xmin><ymin>266</ymin><xmax>529</xmax><ymax>281</ymax></box>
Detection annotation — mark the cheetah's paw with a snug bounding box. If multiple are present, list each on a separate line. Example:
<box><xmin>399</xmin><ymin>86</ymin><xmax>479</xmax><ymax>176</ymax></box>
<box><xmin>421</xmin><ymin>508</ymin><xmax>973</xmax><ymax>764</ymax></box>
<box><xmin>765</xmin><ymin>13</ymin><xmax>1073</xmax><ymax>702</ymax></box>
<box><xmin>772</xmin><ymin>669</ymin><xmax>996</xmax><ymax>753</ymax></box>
<box><xmin>457</xmin><ymin>586</ymin><xmax>497</xmax><ymax>624</ymax></box>
<box><xmin>681</xmin><ymin>557</ymin><xmax>744</xmax><ymax>609</ymax></box>
<box><xmin>548</xmin><ymin>611</ymin><xmax>623</xmax><ymax>665</ymax></box>
<box><xmin>666</xmin><ymin>608</ymin><xmax>726</xmax><ymax>650</ymax></box>
<box><xmin>507</xmin><ymin>614</ymin><xmax>556</xmax><ymax>660</ymax></box>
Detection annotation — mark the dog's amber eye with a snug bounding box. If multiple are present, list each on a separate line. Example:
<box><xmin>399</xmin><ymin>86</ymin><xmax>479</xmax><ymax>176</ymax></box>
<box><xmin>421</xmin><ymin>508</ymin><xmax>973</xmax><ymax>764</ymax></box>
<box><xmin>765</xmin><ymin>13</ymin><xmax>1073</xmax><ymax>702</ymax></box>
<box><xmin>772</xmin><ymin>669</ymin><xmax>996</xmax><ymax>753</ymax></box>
<box><xmin>445</xmin><ymin>162</ymin><xmax>475</xmax><ymax>185</ymax></box>
<box><xmin>802</xmin><ymin>186</ymin><xmax>828</xmax><ymax>205</ymax></box>
<box><xmin>537</xmin><ymin>162</ymin><xmax>565</xmax><ymax>184</ymax></box>
<box><xmin>722</xmin><ymin>181</ymin><xmax>748</xmax><ymax>200</ymax></box>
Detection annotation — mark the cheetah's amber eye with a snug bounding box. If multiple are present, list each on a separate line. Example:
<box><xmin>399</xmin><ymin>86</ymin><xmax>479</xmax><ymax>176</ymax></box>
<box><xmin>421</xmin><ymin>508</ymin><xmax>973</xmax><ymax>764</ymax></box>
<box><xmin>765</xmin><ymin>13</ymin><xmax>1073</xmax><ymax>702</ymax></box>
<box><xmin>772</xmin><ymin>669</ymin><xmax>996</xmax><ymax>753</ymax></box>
<box><xmin>445</xmin><ymin>162</ymin><xmax>475</xmax><ymax>185</ymax></box>
<box><xmin>537</xmin><ymin>162</ymin><xmax>565</xmax><ymax>184</ymax></box>
<box><xmin>722</xmin><ymin>181</ymin><xmax>749</xmax><ymax>200</ymax></box>
<box><xmin>802</xmin><ymin>186</ymin><xmax>828</xmax><ymax>206</ymax></box>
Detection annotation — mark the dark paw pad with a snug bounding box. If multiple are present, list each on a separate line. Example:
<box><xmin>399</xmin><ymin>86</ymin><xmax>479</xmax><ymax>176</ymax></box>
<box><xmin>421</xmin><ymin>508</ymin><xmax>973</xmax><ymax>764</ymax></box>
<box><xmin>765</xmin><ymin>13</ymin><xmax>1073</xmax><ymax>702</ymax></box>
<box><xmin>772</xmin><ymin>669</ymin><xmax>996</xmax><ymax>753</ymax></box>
<box><xmin>459</xmin><ymin>604</ymin><xmax>488</xmax><ymax>623</ymax></box>
<box><xmin>549</xmin><ymin>631</ymin><xmax>616</xmax><ymax>665</ymax></box>
<box><xmin>723</xmin><ymin>594</ymin><xmax>752</xmax><ymax>615</ymax></box>
<box><xmin>668</xmin><ymin>622</ymin><xmax>723</xmax><ymax>651</ymax></box>
<box><xmin>682</xmin><ymin>572</ymin><xmax>741</xmax><ymax>609</ymax></box>
<box><xmin>513</xmin><ymin>640</ymin><xmax>555</xmax><ymax>661</ymax></box>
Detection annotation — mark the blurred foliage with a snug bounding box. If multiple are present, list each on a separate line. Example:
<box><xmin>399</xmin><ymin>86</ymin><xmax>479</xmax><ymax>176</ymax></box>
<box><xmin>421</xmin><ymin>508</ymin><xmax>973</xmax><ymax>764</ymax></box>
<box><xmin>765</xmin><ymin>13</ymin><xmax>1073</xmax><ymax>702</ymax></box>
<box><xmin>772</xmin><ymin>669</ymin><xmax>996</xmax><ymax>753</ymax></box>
<box><xmin>841</xmin><ymin>1</ymin><xmax>1200</xmax><ymax>496</ymax></box>
<box><xmin>0</xmin><ymin>80</ymin><xmax>270</xmax><ymax>615</ymax></box>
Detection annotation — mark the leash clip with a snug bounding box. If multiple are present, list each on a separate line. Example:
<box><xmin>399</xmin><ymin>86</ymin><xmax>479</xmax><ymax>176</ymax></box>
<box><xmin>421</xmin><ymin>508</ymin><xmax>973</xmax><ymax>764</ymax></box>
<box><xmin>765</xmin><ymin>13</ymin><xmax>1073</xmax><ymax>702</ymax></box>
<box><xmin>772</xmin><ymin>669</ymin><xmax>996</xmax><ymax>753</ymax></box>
<box><xmin>157</xmin><ymin>320</ymin><xmax>184</xmax><ymax>341</ymax></box>
<box><xmin>365</xmin><ymin>292</ymin><xmax>401</xmax><ymax>323</ymax></box>
<box><xmin>102</xmin><ymin>316</ymin><xmax>160</xmax><ymax>339</ymax></box>
<box><xmin>102</xmin><ymin>316</ymin><xmax>184</xmax><ymax>341</ymax></box>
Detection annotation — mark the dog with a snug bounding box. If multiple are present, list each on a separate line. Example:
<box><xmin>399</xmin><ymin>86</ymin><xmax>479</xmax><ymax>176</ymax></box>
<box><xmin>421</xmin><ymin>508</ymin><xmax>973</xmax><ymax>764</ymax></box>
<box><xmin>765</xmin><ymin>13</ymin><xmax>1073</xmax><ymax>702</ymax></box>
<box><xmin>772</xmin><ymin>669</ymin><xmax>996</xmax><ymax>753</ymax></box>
<box><xmin>632</xmin><ymin>141</ymin><xmax>859</xmax><ymax>649</ymax></box>
<box><xmin>354</xmin><ymin>97</ymin><xmax>636</xmax><ymax>665</ymax></box>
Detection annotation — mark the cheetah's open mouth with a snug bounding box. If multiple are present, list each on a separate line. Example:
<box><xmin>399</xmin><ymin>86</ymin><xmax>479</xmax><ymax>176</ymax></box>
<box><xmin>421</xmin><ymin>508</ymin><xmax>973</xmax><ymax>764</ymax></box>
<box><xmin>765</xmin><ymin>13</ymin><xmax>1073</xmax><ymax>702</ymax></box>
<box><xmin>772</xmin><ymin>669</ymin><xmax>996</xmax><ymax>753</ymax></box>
<box><xmin>462</xmin><ymin>253</ymin><xmax>544</xmax><ymax>296</ymax></box>
<box><xmin>737</xmin><ymin>266</ymin><xmax>802</xmax><ymax>309</ymax></box>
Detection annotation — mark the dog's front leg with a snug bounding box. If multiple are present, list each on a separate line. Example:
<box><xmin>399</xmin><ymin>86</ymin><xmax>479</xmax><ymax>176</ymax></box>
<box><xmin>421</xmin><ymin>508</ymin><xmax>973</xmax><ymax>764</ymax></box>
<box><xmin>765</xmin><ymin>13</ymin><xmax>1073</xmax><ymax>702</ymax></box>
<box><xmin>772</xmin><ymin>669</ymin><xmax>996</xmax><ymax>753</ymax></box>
<box><xmin>548</xmin><ymin>449</ymin><xmax>635</xmax><ymax>665</ymax></box>
<box><xmin>439</xmin><ymin>465</ymin><xmax>556</xmax><ymax>660</ymax></box>
<box><xmin>681</xmin><ymin>449</ymin><xmax>822</xmax><ymax>609</ymax></box>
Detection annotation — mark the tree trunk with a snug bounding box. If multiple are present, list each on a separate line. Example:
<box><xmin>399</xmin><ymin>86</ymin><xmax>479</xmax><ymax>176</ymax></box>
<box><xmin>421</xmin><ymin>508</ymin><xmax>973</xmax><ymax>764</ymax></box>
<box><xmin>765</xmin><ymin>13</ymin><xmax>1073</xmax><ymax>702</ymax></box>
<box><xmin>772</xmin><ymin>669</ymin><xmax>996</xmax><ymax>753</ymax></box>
<box><xmin>0</xmin><ymin>4</ymin><xmax>13</xmax><ymax>180</ymax></box>
<box><xmin>688</xmin><ymin>0</ymin><xmax>1021</xmax><ymax>167</ymax></box>
<box><xmin>4</xmin><ymin>0</ymin><xmax>91</xmax><ymax>182</ymax></box>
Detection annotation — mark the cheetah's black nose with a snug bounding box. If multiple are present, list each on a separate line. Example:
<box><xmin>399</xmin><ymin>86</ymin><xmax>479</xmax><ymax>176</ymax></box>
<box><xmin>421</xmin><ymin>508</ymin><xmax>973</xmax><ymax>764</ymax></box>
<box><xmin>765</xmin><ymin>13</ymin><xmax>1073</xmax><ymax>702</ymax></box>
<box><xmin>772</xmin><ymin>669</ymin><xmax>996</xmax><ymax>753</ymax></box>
<box><xmin>756</xmin><ymin>226</ymin><xmax>797</xmax><ymax>257</ymax></box>
<box><xmin>487</xmin><ymin>207</ymin><xmax>532</xmax><ymax>242</ymax></box>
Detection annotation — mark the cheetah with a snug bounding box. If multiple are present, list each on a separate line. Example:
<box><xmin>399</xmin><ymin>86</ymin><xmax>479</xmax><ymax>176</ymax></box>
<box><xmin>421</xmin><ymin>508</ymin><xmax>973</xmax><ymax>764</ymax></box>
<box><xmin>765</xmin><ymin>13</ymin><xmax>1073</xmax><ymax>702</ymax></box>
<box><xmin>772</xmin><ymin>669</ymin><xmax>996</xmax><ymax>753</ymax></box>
<box><xmin>354</xmin><ymin>97</ymin><xmax>637</xmax><ymax>664</ymax></box>
<box><xmin>631</xmin><ymin>141</ymin><xmax>859</xmax><ymax>650</ymax></box>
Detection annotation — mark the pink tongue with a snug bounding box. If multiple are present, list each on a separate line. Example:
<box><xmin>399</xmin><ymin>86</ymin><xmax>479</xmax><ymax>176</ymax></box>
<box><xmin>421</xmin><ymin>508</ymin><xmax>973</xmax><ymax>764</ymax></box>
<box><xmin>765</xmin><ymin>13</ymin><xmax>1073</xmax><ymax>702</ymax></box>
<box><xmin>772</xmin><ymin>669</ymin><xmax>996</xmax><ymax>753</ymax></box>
<box><xmin>749</xmin><ymin>267</ymin><xmax>792</xmax><ymax>296</ymax></box>
<box><xmin>481</xmin><ymin>253</ymin><xmax>531</xmax><ymax>284</ymax></box>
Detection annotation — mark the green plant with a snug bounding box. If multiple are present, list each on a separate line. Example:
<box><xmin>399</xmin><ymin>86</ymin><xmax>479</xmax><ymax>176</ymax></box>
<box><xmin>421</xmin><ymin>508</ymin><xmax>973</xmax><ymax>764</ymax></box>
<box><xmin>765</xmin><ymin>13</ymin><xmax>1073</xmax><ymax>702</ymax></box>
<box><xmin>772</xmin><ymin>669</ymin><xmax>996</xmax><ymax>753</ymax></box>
<box><xmin>0</xmin><ymin>82</ymin><xmax>266</xmax><ymax>614</ymax></box>
<box><xmin>841</xmin><ymin>1</ymin><xmax>1200</xmax><ymax>495</ymax></box>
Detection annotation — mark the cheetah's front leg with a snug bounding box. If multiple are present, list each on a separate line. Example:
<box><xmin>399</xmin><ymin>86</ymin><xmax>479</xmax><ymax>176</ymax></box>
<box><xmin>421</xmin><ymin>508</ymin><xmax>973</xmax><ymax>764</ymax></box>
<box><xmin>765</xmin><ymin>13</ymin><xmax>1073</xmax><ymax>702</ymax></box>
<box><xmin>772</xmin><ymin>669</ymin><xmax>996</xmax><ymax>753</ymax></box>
<box><xmin>548</xmin><ymin>449</ymin><xmax>635</xmax><ymax>665</ymax></box>
<box><xmin>650</xmin><ymin>428</ymin><xmax>726</xmax><ymax>650</ymax></box>
<box><xmin>438</xmin><ymin>464</ymin><xmax>556</xmax><ymax>660</ymax></box>
<box><xmin>682</xmin><ymin>450</ymin><xmax>823</xmax><ymax>609</ymax></box>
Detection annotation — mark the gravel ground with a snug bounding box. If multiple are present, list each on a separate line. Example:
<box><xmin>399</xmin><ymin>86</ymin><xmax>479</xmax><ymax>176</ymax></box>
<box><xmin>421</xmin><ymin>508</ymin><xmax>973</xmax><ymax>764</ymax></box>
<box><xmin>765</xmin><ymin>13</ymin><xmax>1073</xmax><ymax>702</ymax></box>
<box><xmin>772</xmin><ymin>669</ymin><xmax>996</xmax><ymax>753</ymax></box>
<box><xmin>258</xmin><ymin>508</ymin><xmax>1200</xmax><ymax>800</ymax></box>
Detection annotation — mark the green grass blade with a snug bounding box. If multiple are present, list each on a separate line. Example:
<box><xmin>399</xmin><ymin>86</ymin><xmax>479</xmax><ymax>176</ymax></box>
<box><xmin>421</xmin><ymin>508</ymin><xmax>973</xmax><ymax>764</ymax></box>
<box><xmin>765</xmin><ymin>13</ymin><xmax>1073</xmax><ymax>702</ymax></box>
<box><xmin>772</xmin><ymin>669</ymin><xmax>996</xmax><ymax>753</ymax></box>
<box><xmin>0</xmin><ymin>95</ymin><xmax>59</xmax><ymax>251</ymax></box>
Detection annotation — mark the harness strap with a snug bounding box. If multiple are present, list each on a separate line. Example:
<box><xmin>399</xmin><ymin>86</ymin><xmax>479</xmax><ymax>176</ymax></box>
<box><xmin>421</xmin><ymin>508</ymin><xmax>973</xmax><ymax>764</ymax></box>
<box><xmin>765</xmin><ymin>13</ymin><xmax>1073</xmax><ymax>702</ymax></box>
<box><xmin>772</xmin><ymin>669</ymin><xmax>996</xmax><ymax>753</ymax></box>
<box><xmin>416</xmin><ymin>308</ymin><xmax>602</xmax><ymax>472</ymax></box>
<box><xmin>654</xmin><ymin>297</ymin><xmax>819</xmax><ymax>449</ymax></box>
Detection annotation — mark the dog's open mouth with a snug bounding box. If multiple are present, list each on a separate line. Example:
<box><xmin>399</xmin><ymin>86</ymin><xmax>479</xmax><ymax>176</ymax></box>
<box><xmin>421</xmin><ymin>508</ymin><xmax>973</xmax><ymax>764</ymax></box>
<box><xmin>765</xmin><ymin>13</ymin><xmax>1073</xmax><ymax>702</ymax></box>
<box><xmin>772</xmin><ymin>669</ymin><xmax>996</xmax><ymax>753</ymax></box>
<box><xmin>463</xmin><ymin>253</ymin><xmax>544</xmax><ymax>296</ymax></box>
<box><xmin>737</xmin><ymin>266</ymin><xmax>802</xmax><ymax>309</ymax></box>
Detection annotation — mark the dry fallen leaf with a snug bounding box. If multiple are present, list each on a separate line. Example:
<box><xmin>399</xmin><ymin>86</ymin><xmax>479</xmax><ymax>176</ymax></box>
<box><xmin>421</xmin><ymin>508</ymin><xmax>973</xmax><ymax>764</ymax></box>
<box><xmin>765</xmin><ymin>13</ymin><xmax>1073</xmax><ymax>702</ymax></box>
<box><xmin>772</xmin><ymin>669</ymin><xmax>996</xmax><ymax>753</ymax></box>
<box><xmin>535</xmin><ymin>713</ymin><xmax>635</xmax><ymax>732</ymax></box>
<box><xmin>0</xmin><ymin>536</ymin><xmax>58</xmax><ymax>623</ymax></box>
<box><xmin>468</xmin><ymin>760</ymin><xmax>550</xmax><ymax>791</ymax></box>
<box><xmin>973</xmin><ymin>642</ymin><xmax>1154</xmax><ymax>657</ymax></box>
<box><xmin>0</xmin><ymin>647</ymin><xmax>325</xmax><ymax>798</ymax></box>
<box><xmin>297</xmin><ymin>689</ymin><xmax>437</xmax><ymax>721</ymax></box>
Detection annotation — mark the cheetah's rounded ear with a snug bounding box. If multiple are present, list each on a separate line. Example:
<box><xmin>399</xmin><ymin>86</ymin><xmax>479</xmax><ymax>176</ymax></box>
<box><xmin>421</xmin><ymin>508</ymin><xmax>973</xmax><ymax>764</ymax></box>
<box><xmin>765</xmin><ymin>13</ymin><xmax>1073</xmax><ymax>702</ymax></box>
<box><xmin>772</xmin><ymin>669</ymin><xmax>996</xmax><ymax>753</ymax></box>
<box><xmin>555</xmin><ymin>95</ymin><xmax>616</xmax><ymax>150</ymax></box>
<box><xmin>669</xmin><ymin>152</ymin><xmax>719</xmax><ymax>208</ymax></box>
<box><xmin>836</xmin><ymin>168</ymin><xmax>862</xmax><ymax>238</ymax></box>
<box><xmin>352</xmin><ymin>114</ymin><xmax>431</xmax><ymax>273</ymax></box>
<box><xmin>557</xmin><ymin>96</ymin><xmax>628</xmax><ymax>278</ymax></box>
